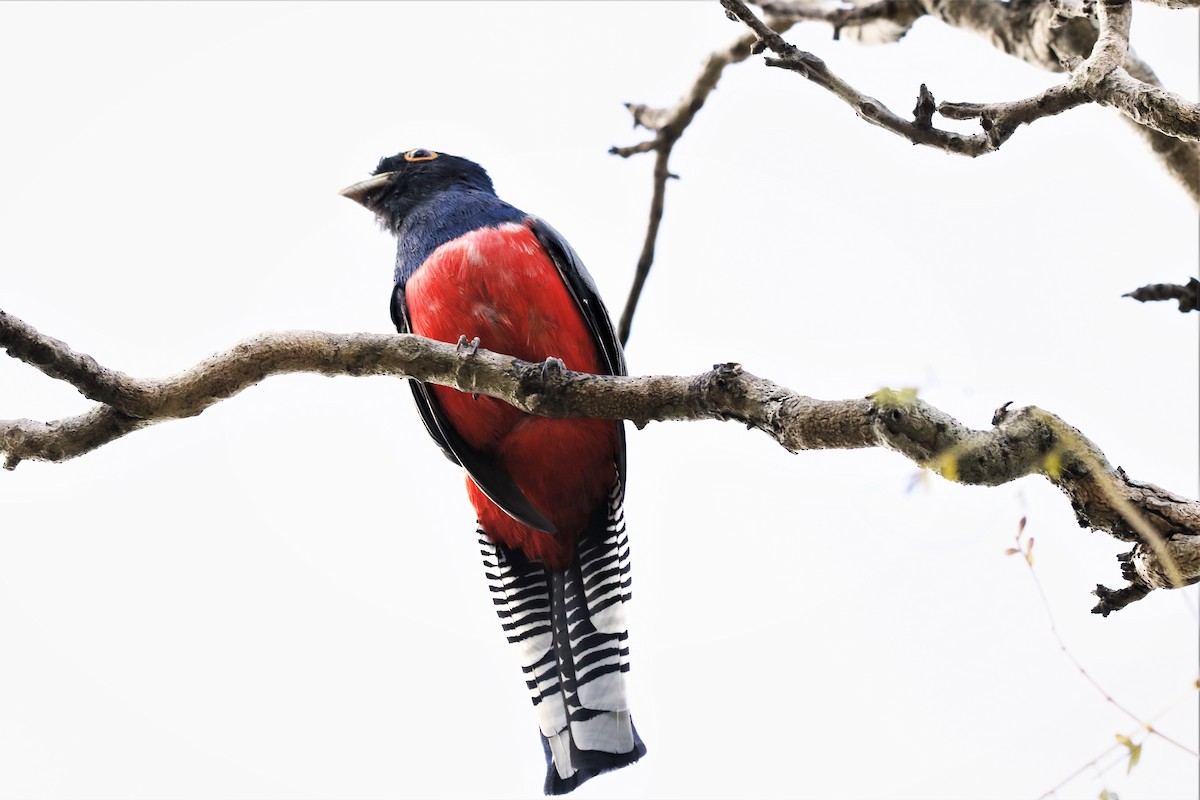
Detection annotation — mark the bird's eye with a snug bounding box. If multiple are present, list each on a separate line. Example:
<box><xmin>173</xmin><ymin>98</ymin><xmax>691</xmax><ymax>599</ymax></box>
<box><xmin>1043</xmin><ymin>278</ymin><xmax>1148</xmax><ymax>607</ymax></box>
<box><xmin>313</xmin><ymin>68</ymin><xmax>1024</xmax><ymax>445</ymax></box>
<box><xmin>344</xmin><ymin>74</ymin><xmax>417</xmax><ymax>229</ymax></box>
<box><xmin>404</xmin><ymin>148</ymin><xmax>438</xmax><ymax>162</ymax></box>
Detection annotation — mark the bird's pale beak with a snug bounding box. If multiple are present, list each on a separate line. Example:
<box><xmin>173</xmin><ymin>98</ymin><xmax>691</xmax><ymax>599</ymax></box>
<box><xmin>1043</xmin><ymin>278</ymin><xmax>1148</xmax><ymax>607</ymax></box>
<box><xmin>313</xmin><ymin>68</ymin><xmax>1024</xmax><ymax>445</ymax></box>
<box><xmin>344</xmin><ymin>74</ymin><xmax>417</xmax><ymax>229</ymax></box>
<box><xmin>338</xmin><ymin>172</ymin><xmax>397</xmax><ymax>207</ymax></box>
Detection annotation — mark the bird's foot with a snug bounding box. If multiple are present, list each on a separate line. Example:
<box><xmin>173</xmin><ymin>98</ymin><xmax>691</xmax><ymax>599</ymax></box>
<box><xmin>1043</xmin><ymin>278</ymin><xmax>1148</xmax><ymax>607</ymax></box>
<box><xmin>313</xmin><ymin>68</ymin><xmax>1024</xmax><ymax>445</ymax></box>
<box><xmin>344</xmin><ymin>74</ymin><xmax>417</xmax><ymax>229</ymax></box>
<box><xmin>455</xmin><ymin>336</ymin><xmax>482</xmax><ymax>399</ymax></box>
<box><xmin>541</xmin><ymin>356</ymin><xmax>566</xmax><ymax>383</ymax></box>
<box><xmin>456</xmin><ymin>335</ymin><xmax>481</xmax><ymax>356</ymax></box>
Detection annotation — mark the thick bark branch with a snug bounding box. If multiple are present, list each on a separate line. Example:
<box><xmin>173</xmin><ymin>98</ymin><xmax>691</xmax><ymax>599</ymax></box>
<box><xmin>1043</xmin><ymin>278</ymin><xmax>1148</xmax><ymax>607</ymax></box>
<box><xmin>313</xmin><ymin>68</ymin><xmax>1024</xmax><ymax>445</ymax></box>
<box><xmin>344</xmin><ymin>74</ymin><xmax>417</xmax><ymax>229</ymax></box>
<box><xmin>757</xmin><ymin>0</ymin><xmax>926</xmax><ymax>43</ymax></box>
<box><xmin>1133</xmin><ymin>0</ymin><xmax>1200</xmax><ymax>8</ymax></box>
<box><xmin>610</xmin><ymin>0</ymin><xmax>1193</xmax><ymax>352</ymax></box>
<box><xmin>722</xmin><ymin>0</ymin><xmax>1069</xmax><ymax>154</ymax></box>
<box><xmin>914</xmin><ymin>0</ymin><xmax>1200</xmax><ymax>201</ymax></box>
<box><xmin>2</xmin><ymin>308</ymin><xmax>1197</xmax><ymax>614</ymax></box>
<box><xmin>750</xmin><ymin>0</ymin><xmax>1200</xmax><ymax>203</ymax></box>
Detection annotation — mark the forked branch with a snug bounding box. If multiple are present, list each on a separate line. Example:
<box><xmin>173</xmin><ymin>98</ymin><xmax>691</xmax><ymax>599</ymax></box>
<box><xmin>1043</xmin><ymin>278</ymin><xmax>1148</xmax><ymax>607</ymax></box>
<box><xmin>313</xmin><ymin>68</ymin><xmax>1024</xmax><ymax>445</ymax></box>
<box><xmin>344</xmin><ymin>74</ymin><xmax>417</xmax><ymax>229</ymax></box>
<box><xmin>723</xmin><ymin>0</ymin><xmax>1200</xmax><ymax>163</ymax></box>
<box><xmin>609</xmin><ymin>16</ymin><xmax>796</xmax><ymax>346</ymax></box>
<box><xmin>742</xmin><ymin>0</ymin><xmax>1200</xmax><ymax>202</ymax></box>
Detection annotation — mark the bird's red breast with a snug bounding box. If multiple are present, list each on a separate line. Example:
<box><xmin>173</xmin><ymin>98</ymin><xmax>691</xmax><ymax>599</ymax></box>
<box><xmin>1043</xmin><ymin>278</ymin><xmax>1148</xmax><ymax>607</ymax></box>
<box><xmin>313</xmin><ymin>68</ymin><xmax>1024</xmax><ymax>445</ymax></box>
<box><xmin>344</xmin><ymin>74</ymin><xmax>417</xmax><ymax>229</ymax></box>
<box><xmin>404</xmin><ymin>221</ymin><xmax>618</xmax><ymax>569</ymax></box>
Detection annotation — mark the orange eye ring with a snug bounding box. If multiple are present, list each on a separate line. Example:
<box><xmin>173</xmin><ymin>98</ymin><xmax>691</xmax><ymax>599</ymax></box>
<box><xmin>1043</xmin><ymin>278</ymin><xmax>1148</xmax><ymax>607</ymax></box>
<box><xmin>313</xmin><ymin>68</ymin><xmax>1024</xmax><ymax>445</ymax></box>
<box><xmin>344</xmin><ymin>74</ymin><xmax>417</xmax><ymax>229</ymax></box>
<box><xmin>404</xmin><ymin>148</ymin><xmax>438</xmax><ymax>162</ymax></box>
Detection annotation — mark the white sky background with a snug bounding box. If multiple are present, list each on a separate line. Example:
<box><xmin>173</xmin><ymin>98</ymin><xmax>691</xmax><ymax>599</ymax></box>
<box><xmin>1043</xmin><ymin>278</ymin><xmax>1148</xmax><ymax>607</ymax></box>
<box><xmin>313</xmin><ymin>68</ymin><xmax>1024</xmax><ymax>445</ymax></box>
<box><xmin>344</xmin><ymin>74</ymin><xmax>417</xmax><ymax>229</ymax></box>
<box><xmin>0</xmin><ymin>2</ymin><xmax>1197</xmax><ymax>798</ymax></box>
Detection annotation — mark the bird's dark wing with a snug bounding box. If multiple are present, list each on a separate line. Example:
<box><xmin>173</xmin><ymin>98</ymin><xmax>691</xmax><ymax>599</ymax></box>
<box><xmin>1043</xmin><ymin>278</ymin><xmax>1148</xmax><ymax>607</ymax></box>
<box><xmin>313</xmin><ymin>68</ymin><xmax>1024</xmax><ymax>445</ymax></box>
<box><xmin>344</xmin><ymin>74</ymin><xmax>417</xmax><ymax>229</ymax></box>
<box><xmin>390</xmin><ymin>283</ymin><xmax>455</xmax><ymax>463</ymax></box>
<box><xmin>529</xmin><ymin>218</ymin><xmax>628</xmax><ymax>483</ymax></box>
<box><xmin>391</xmin><ymin>282</ymin><xmax>557</xmax><ymax>534</ymax></box>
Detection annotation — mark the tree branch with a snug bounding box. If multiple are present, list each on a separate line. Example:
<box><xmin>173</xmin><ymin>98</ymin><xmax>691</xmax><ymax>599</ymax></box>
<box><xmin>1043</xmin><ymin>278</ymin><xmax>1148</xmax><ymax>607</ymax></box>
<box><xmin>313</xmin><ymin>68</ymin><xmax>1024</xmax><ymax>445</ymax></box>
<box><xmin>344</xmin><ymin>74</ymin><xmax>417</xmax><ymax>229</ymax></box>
<box><xmin>722</xmin><ymin>0</ymin><xmax>1058</xmax><ymax>155</ymax></box>
<box><xmin>609</xmin><ymin>16</ymin><xmax>795</xmax><ymax>346</ymax></box>
<box><xmin>1123</xmin><ymin>276</ymin><xmax>1200</xmax><ymax>312</ymax></box>
<box><xmin>757</xmin><ymin>0</ymin><xmax>927</xmax><ymax>44</ymax></box>
<box><xmin>606</xmin><ymin>0</ymin><xmax>1194</xmax><ymax>352</ymax></box>
<box><xmin>751</xmin><ymin>0</ymin><xmax>1200</xmax><ymax>203</ymax></box>
<box><xmin>910</xmin><ymin>0</ymin><xmax>1200</xmax><ymax>201</ymax></box>
<box><xmin>3</xmin><ymin>308</ymin><xmax>1197</xmax><ymax>614</ymax></box>
<box><xmin>725</xmin><ymin>0</ymin><xmax>1200</xmax><ymax>171</ymax></box>
<box><xmin>1133</xmin><ymin>0</ymin><xmax>1200</xmax><ymax>8</ymax></box>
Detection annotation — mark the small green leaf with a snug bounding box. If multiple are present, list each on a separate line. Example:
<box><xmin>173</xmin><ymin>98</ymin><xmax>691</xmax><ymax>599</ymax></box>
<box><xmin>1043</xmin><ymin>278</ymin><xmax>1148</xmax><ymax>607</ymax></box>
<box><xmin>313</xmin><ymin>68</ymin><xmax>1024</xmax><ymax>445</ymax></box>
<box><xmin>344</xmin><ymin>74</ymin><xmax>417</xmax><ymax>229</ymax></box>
<box><xmin>1126</xmin><ymin>741</ymin><xmax>1142</xmax><ymax>773</ymax></box>
<box><xmin>1024</xmin><ymin>537</ymin><xmax>1035</xmax><ymax>566</ymax></box>
<box><xmin>1114</xmin><ymin>733</ymin><xmax>1142</xmax><ymax>774</ymax></box>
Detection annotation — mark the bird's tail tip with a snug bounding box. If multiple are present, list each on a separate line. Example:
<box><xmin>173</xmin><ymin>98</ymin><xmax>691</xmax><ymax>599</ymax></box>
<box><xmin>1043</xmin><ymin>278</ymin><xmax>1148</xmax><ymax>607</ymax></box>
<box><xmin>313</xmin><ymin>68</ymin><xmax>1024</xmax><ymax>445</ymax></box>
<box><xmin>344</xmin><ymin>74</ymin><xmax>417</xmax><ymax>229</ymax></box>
<box><xmin>541</xmin><ymin>721</ymin><xmax>647</xmax><ymax>795</ymax></box>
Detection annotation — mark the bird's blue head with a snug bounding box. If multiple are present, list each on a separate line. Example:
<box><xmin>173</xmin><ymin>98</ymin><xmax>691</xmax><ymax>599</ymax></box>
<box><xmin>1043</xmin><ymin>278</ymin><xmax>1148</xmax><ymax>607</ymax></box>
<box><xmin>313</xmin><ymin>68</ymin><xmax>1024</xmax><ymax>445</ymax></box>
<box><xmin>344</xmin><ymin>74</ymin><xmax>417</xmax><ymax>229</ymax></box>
<box><xmin>340</xmin><ymin>148</ymin><xmax>496</xmax><ymax>232</ymax></box>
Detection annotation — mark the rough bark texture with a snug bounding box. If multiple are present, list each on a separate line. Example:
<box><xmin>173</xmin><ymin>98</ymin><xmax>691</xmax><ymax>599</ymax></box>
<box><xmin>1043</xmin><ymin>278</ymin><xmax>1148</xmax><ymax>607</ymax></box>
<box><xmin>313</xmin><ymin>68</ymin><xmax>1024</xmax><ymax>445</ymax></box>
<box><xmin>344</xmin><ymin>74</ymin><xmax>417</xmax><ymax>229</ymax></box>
<box><xmin>735</xmin><ymin>0</ymin><xmax>1200</xmax><ymax>203</ymax></box>
<box><xmin>611</xmin><ymin>0</ymin><xmax>1196</xmax><ymax>355</ymax></box>
<box><xmin>2</xmin><ymin>308</ymin><xmax>1196</xmax><ymax>615</ymax></box>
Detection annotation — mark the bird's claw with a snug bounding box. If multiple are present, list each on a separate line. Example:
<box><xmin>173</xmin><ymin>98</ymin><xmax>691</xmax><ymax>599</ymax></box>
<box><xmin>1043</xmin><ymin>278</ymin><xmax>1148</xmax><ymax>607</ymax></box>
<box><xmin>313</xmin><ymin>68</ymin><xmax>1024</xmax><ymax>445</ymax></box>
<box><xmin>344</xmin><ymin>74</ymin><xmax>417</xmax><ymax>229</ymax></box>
<box><xmin>456</xmin><ymin>335</ymin><xmax>481</xmax><ymax>356</ymax></box>
<box><xmin>541</xmin><ymin>356</ymin><xmax>566</xmax><ymax>382</ymax></box>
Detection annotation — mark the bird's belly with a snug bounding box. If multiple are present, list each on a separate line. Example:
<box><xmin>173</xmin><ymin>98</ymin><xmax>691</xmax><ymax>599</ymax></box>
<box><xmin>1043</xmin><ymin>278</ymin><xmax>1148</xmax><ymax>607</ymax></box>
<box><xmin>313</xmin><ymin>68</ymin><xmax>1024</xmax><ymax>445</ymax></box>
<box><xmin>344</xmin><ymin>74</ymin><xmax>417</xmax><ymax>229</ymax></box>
<box><xmin>405</xmin><ymin>222</ymin><xmax>605</xmax><ymax>448</ymax></box>
<box><xmin>404</xmin><ymin>222</ymin><xmax>617</xmax><ymax>566</ymax></box>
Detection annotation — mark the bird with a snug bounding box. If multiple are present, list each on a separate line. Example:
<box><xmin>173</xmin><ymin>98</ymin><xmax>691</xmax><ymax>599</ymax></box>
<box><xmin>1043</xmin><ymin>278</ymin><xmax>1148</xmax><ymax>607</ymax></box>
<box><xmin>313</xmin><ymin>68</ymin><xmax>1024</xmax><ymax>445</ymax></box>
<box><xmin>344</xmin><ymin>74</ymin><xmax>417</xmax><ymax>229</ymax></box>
<box><xmin>340</xmin><ymin>148</ymin><xmax>645</xmax><ymax>794</ymax></box>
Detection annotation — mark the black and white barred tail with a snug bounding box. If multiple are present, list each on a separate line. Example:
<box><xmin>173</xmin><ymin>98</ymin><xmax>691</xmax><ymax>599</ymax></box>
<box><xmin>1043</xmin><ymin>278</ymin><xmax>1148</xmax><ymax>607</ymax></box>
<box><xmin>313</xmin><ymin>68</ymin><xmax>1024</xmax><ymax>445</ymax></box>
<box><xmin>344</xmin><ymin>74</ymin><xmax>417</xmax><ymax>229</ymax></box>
<box><xmin>481</xmin><ymin>476</ymin><xmax>645</xmax><ymax>795</ymax></box>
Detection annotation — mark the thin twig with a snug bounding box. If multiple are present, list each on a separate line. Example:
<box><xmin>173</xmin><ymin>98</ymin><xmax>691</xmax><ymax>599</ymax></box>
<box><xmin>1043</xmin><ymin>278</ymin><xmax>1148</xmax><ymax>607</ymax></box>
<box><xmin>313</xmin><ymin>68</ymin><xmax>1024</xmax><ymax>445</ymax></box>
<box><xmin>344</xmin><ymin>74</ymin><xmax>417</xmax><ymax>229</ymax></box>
<box><xmin>727</xmin><ymin>0</ymin><xmax>1179</xmax><ymax>155</ymax></box>
<box><xmin>1124</xmin><ymin>277</ymin><xmax>1200</xmax><ymax>312</ymax></box>
<box><xmin>1039</xmin><ymin>681</ymin><xmax>1200</xmax><ymax>797</ymax></box>
<box><xmin>1014</xmin><ymin>522</ymin><xmax>1198</xmax><ymax>757</ymax></box>
<box><xmin>610</xmin><ymin>17</ymin><xmax>795</xmax><ymax>346</ymax></box>
<box><xmin>741</xmin><ymin>0</ymin><xmax>1200</xmax><ymax>202</ymax></box>
<box><xmin>615</xmin><ymin>147</ymin><xmax>670</xmax><ymax>347</ymax></box>
<box><xmin>721</xmin><ymin>0</ymin><xmax>1006</xmax><ymax>155</ymax></box>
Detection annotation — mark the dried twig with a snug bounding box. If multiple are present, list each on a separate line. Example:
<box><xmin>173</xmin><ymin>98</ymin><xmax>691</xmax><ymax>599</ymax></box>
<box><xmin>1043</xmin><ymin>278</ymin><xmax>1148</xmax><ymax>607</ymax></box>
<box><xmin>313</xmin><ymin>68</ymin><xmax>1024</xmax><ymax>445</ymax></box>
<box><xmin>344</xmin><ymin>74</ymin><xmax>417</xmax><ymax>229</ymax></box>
<box><xmin>609</xmin><ymin>17</ymin><xmax>795</xmax><ymax>346</ymax></box>
<box><xmin>1123</xmin><ymin>277</ymin><xmax>1200</xmax><ymax>312</ymax></box>
<box><xmin>609</xmin><ymin>0</ymin><xmax>1195</xmax><ymax>348</ymax></box>
<box><xmin>724</xmin><ymin>0</ymin><xmax>1200</xmax><ymax>168</ymax></box>
<box><xmin>750</xmin><ymin>0</ymin><xmax>1200</xmax><ymax>202</ymax></box>
<box><xmin>3</xmin><ymin>308</ymin><xmax>1197</xmax><ymax>614</ymax></box>
<box><xmin>722</xmin><ymin>0</ymin><xmax>1058</xmax><ymax>154</ymax></box>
